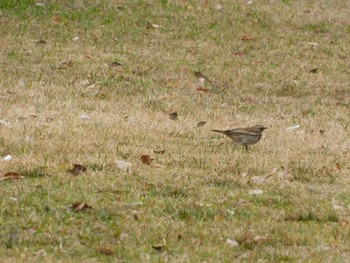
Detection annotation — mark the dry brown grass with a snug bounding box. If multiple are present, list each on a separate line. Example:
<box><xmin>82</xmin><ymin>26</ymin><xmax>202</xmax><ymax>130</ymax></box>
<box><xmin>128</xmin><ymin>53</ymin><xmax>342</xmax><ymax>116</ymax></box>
<box><xmin>1</xmin><ymin>0</ymin><xmax>350</xmax><ymax>261</ymax></box>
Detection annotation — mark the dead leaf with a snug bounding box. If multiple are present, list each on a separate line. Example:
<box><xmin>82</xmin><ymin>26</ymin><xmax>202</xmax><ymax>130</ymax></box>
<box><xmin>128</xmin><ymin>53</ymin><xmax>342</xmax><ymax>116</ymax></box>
<box><xmin>51</xmin><ymin>15</ymin><xmax>61</xmax><ymax>22</ymax></box>
<box><xmin>319</xmin><ymin>129</ymin><xmax>326</xmax><ymax>135</ymax></box>
<box><xmin>219</xmin><ymin>102</ymin><xmax>228</xmax><ymax>108</ymax></box>
<box><xmin>96</xmin><ymin>247</ymin><xmax>114</xmax><ymax>255</ymax></box>
<box><xmin>239</xmin><ymin>233</ymin><xmax>268</xmax><ymax>247</ymax></box>
<box><xmin>169</xmin><ymin>112</ymin><xmax>178</xmax><ymax>120</ymax></box>
<box><xmin>245</xmin><ymin>97</ymin><xmax>256</xmax><ymax>104</ymax></box>
<box><xmin>309</xmin><ymin>68</ymin><xmax>318</xmax><ymax>73</ymax></box>
<box><xmin>152</xmin><ymin>244</ymin><xmax>166</xmax><ymax>252</ymax></box>
<box><xmin>68</xmin><ymin>164</ymin><xmax>87</xmax><ymax>176</ymax></box>
<box><xmin>335</xmin><ymin>162</ymin><xmax>341</xmax><ymax>171</ymax></box>
<box><xmin>214</xmin><ymin>3</ymin><xmax>223</xmax><ymax>10</ymax></box>
<box><xmin>215</xmin><ymin>210</ymin><xmax>226</xmax><ymax>222</ymax></box>
<box><xmin>56</xmin><ymin>59</ymin><xmax>73</xmax><ymax>70</ymax></box>
<box><xmin>307</xmin><ymin>42</ymin><xmax>319</xmax><ymax>46</ymax></box>
<box><xmin>71</xmin><ymin>202</ymin><xmax>93</xmax><ymax>212</ymax></box>
<box><xmin>132</xmin><ymin>212</ymin><xmax>139</xmax><ymax>221</ymax></box>
<box><xmin>153</xmin><ymin>149</ymin><xmax>165</xmax><ymax>154</ymax></box>
<box><xmin>158</xmin><ymin>93</ymin><xmax>173</xmax><ymax>100</ymax></box>
<box><xmin>196</xmin><ymin>87</ymin><xmax>209</xmax><ymax>93</ymax></box>
<box><xmin>36</xmin><ymin>40</ymin><xmax>46</xmax><ymax>45</ymax></box>
<box><xmin>241</xmin><ymin>34</ymin><xmax>256</xmax><ymax>41</ymax></box>
<box><xmin>339</xmin><ymin>220</ymin><xmax>348</xmax><ymax>227</ymax></box>
<box><xmin>0</xmin><ymin>172</ymin><xmax>25</xmax><ymax>181</ymax></box>
<box><xmin>110</xmin><ymin>61</ymin><xmax>122</xmax><ymax>67</ymax></box>
<box><xmin>147</xmin><ymin>22</ymin><xmax>161</xmax><ymax>29</ymax></box>
<box><xmin>286</xmin><ymin>124</ymin><xmax>301</xmax><ymax>131</ymax></box>
<box><xmin>234</xmin><ymin>51</ymin><xmax>245</xmax><ymax>57</ymax></box>
<box><xmin>197</xmin><ymin>121</ymin><xmax>206</xmax><ymax>127</ymax></box>
<box><xmin>253</xmin><ymin>235</ymin><xmax>268</xmax><ymax>243</ymax></box>
<box><xmin>141</xmin><ymin>155</ymin><xmax>153</xmax><ymax>165</ymax></box>
<box><xmin>226</xmin><ymin>238</ymin><xmax>239</xmax><ymax>246</ymax></box>
<box><xmin>265</xmin><ymin>168</ymin><xmax>278</xmax><ymax>179</ymax></box>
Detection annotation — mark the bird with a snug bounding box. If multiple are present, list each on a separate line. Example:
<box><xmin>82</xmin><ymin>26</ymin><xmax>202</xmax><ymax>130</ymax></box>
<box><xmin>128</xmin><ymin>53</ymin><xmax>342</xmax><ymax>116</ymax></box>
<box><xmin>212</xmin><ymin>125</ymin><xmax>268</xmax><ymax>149</ymax></box>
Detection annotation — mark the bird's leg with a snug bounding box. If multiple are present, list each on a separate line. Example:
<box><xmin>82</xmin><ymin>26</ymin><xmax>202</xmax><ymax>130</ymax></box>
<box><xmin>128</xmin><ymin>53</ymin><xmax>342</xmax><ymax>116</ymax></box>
<box><xmin>244</xmin><ymin>145</ymin><xmax>249</xmax><ymax>151</ymax></box>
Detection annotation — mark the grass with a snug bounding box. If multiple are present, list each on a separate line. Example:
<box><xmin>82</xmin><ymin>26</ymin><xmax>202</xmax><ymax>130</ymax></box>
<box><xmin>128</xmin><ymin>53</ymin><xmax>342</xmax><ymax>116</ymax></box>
<box><xmin>1</xmin><ymin>0</ymin><xmax>350</xmax><ymax>261</ymax></box>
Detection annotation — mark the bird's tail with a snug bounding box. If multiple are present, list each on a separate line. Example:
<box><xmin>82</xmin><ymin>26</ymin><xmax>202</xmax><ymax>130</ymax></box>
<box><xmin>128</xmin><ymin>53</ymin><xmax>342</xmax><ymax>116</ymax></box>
<box><xmin>211</xmin><ymin>129</ymin><xmax>228</xmax><ymax>134</ymax></box>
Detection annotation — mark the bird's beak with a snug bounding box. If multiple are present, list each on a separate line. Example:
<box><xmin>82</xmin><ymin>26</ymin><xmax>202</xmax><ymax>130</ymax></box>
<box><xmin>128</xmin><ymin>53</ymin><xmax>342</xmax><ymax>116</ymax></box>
<box><xmin>263</xmin><ymin>127</ymin><xmax>268</xmax><ymax>130</ymax></box>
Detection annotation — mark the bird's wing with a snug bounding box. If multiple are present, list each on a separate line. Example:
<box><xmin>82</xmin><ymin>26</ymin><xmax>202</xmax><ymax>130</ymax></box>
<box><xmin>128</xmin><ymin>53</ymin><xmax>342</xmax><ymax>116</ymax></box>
<box><xmin>211</xmin><ymin>129</ymin><xmax>228</xmax><ymax>135</ymax></box>
<box><xmin>227</xmin><ymin>129</ymin><xmax>258</xmax><ymax>136</ymax></box>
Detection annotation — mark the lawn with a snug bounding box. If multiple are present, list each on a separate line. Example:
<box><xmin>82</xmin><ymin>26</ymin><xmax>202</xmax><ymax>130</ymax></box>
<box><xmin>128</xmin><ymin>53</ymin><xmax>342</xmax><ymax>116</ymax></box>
<box><xmin>1</xmin><ymin>0</ymin><xmax>350</xmax><ymax>261</ymax></box>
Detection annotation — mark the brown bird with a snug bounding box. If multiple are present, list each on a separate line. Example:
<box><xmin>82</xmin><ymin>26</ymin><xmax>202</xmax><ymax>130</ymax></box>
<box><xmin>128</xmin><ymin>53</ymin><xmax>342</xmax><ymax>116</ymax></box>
<box><xmin>212</xmin><ymin>125</ymin><xmax>267</xmax><ymax>149</ymax></box>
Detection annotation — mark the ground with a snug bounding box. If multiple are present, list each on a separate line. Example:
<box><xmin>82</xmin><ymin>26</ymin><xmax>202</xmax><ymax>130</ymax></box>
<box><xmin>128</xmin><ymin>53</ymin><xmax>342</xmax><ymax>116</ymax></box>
<box><xmin>1</xmin><ymin>0</ymin><xmax>350</xmax><ymax>262</ymax></box>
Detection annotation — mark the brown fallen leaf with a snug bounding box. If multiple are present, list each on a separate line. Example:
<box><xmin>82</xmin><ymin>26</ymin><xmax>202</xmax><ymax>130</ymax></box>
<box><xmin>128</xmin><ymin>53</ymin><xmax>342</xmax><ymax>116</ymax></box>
<box><xmin>245</xmin><ymin>97</ymin><xmax>256</xmax><ymax>104</ymax></box>
<box><xmin>197</xmin><ymin>121</ymin><xmax>206</xmax><ymax>127</ymax></box>
<box><xmin>158</xmin><ymin>93</ymin><xmax>173</xmax><ymax>100</ymax></box>
<box><xmin>0</xmin><ymin>172</ymin><xmax>25</xmax><ymax>181</ymax></box>
<box><xmin>68</xmin><ymin>164</ymin><xmax>87</xmax><ymax>176</ymax></box>
<box><xmin>234</xmin><ymin>51</ymin><xmax>245</xmax><ymax>57</ymax></box>
<box><xmin>141</xmin><ymin>155</ymin><xmax>153</xmax><ymax>165</ymax></box>
<box><xmin>96</xmin><ymin>247</ymin><xmax>114</xmax><ymax>255</ymax></box>
<box><xmin>241</xmin><ymin>34</ymin><xmax>256</xmax><ymax>41</ymax></box>
<box><xmin>309</xmin><ymin>68</ymin><xmax>318</xmax><ymax>73</ymax></box>
<box><xmin>56</xmin><ymin>59</ymin><xmax>74</xmax><ymax>70</ymax></box>
<box><xmin>71</xmin><ymin>202</ymin><xmax>93</xmax><ymax>212</ymax></box>
<box><xmin>238</xmin><ymin>232</ymin><xmax>268</xmax><ymax>247</ymax></box>
<box><xmin>110</xmin><ymin>61</ymin><xmax>122</xmax><ymax>67</ymax></box>
<box><xmin>153</xmin><ymin>149</ymin><xmax>165</xmax><ymax>154</ymax></box>
<box><xmin>147</xmin><ymin>22</ymin><xmax>161</xmax><ymax>29</ymax></box>
<box><xmin>335</xmin><ymin>162</ymin><xmax>341</xmax><ymax>171</ymax></box>
<box><xmin>196</xmin><ymin>87</ymin><xmax>209</xmax><ymax>93</ymax></box>
<box><xmin>132</xmin><ymin>212</ymin><xmax>139</xmax><ymax>221</ymax></box>
<box><xmin>51</xmin><ymin>15</ymin><xmax>61</xmax><ymax>22</ymax></box>
<box><xmin>169</xmin><ymin>112</ymin><xmax>178</xmax><ymax>120</ymax></box>
<box><xmin>265</xmin><ymin>168</ymin><xmax>278</xmax><ymax>179</ymax></box>
<box><xmin>37</xmin><ymin>40</ymin><xmax>46</xmax><ymax>45</ymax></box>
